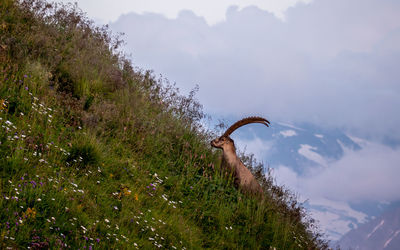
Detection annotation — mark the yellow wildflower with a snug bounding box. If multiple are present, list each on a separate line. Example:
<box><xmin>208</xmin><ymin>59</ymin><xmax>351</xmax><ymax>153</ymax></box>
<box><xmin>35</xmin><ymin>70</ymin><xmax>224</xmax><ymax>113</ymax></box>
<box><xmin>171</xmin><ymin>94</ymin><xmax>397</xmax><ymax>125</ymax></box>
<box><xmin>117</xmin><ymin>185</ymin><xmax>131</xmax><ymax>199</ymax></box>
<box><xmin>77</xmin><ymin>204</ymin><xmax>83</xmax><ymax>211</ymax></box>
<box><xmin>23</xmin><ymin>207</ymin><xmax>37</xmax><ymax>219</ymax></box>
<box><xmin>122</xmin><ymin>187</ymin><xmax>131</xmax><ymax>196</ymax></box>
<box><xmin>0</xmin><ymin>99</ymin><xmax>7</xmax><ymax>111</ymax></box>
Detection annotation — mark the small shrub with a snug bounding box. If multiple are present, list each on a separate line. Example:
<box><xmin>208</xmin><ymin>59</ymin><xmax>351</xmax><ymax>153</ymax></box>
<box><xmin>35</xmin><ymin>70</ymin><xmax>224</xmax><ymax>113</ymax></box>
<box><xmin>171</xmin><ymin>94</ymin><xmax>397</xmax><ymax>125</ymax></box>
<box><xmin>53</xmin><ymin>65</ymin><xmax>76</xmax><ymax>96</ymax></box>
<box><xmin>66</xmin><ymin>140</ymin><xmax>100</xmax><ymax>169</ymax></box>
<box><xmin>24</xmin><ymin>61</ymin><xmax>51</xmax><ymax>90</ymax></box>
<box><xmin>83</xmin><ymin>95</ymin><xmax>94</xmax><ymax>111</ymax></box>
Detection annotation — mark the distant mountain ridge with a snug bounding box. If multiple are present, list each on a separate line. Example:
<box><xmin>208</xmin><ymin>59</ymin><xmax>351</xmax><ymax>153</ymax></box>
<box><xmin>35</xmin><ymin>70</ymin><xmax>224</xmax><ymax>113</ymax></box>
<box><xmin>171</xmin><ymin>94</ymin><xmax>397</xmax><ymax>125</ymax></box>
<box><xmin>234</xmin><ymin>121</ymin><xmax>361</xmax><ymax>174</ymax></box>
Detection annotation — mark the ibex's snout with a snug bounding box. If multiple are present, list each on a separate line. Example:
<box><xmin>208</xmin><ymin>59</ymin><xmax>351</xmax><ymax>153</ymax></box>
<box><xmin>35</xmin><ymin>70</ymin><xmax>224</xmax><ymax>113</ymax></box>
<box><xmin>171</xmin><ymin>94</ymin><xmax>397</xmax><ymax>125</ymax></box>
<box><xmin>210</xmin><ymin>138</ymin><xmax>218</xmax><ymax>148</ymax></box>
<box><xmin>211</xmin><ymin>137</ymin><xmax>227</xmax><ymax>149</ymax></box>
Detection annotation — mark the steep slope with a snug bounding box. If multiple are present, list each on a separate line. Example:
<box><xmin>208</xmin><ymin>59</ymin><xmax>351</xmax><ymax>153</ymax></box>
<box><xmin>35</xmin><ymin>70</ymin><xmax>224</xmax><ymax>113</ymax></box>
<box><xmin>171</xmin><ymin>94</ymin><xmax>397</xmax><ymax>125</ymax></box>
<box><xmin>0</xmin><ymin>0</ymin><xmax>327</xmax><ymax>249</ymax></box>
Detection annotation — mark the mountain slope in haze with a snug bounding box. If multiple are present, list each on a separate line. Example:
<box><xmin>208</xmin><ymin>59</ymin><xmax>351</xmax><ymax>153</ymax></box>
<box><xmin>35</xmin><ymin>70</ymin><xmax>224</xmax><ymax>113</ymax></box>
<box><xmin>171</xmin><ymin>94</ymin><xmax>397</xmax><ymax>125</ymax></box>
<box><xmin>233</xmin><ymin>121</ymin><xmax>399</xmax><ymax>241</ymax></box>
<box><xmin>338</xmin><ymin>204</ymin><xmax>400</xmax><ymax>250</ymax></box>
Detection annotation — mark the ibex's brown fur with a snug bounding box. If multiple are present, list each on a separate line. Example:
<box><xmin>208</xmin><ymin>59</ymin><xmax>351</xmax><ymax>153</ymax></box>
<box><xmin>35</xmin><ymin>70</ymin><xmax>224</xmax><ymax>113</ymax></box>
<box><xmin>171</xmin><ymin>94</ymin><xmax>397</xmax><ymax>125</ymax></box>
<box><xmin>211</xmin><ymin>117</ymin><xmax>270</xmax><ymax>195</ymax></box>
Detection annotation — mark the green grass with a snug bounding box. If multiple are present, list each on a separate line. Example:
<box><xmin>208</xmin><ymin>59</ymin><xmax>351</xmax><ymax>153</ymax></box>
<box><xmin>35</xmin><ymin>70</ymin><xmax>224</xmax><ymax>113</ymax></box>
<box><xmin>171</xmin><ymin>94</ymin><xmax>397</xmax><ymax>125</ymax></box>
<box><xmin>0</xmin><ymin>0</ymin><xmax>328</xmax><ymax>249</ymax></box>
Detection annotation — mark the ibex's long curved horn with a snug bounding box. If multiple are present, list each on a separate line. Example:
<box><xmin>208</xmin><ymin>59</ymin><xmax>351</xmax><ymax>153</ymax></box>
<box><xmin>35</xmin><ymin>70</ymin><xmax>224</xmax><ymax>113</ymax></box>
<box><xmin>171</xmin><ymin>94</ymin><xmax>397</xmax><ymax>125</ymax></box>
<box><xmin>222</xmin><ymin>116</ymin><xmax>270</xmax><ymax>137</ymax></box>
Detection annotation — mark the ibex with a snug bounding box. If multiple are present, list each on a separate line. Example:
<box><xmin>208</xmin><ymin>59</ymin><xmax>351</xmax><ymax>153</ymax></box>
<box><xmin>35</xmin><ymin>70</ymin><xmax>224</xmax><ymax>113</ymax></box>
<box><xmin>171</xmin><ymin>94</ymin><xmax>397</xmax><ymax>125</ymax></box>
<box><xmin>211</xmin><ymin>117</ymin><xmax>270</xmax><ymax>195</ymax></box>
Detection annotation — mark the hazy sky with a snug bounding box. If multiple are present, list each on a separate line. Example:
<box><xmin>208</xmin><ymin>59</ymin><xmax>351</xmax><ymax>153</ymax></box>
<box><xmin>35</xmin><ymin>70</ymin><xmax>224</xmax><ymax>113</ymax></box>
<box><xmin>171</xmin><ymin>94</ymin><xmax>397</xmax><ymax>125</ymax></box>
<box><xmin>107</xmin><ymin>0</ymin><xmax>400</xmax><ymax>143</ymax></box>
<box><xmin>54</xmin><ymin>0</ymin><xmax>400</xmax><ymax>240</ymax></box>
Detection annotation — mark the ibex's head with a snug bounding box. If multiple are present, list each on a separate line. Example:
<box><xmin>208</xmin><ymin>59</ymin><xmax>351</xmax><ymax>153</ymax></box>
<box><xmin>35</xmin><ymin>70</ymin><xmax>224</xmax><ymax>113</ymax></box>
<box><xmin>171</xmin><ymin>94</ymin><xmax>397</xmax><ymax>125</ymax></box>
<box><xmin>211</xmin><ymin>117</ymin><xmax>270</xmax><ymax>150</ymax></box>
<box><xmin>210</xmin><ymin>136</ymin><xmax>234</xmax><ymax>149</ymax></box>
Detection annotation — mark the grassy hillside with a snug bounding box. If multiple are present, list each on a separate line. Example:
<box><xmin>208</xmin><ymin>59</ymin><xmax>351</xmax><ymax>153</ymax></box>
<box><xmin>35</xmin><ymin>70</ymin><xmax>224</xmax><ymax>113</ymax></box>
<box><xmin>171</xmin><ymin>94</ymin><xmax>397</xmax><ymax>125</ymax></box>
<box><xmin>0</xmin><ymin>0</ymin><xmax>328</xmax><ymax>249</ymax></box>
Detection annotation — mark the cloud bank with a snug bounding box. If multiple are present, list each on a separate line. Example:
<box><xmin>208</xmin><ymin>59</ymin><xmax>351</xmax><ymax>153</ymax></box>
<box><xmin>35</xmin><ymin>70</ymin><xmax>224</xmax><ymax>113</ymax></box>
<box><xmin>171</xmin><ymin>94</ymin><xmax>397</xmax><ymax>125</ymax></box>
<box><xmin>56</xmin><ymin>0</ymin><xmax>312</xmax><ymax>24</ymax></box>
<box><xmin>275</xmin><ymin>143</ymin><xmax>400</xmax><ymax>203</ymax></box>
<box><xmin>110</xmin><ymin>0</ymin><xmax>400</xmax><ymax>142</ymax></box>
